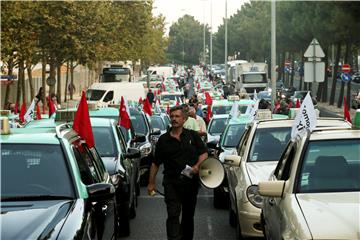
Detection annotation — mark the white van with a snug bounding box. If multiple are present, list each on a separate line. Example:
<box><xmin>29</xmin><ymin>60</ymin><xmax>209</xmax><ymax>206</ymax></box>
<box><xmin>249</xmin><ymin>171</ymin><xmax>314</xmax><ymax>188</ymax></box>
<box><xmin>147</xmin><ymin>66</ymin><xmax>174</xmax><ymax>78</ymax></box>
<box><xmin>86</xmin><ymin>82</ymin><xmax>146</xmax><ymax>107</ymax></box>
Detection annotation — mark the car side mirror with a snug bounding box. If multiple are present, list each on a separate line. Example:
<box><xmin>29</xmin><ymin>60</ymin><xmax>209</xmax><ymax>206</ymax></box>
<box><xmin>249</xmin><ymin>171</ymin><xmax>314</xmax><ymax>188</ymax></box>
<box><xmin>87</xmin><ymin>183</ymin><xmax>115</xmax><ymax>202</ymax></box>
<box><xmin>125</xmin><ymin>147</ymin><xmax>141</xmax><ymax>159</ymax></box>
<box><xmin>131</xmin><ymin>134</ymin><xmax>146</xmax><ymax>143</ymax></box>
<box><xmin>150</xmin><ymin>128</ymin><xmax>161</xmax><ymax>136</ymax></box>
<box><xmin>224</xmin><ymin>154</ymin><xmax>241</xmax><ymax>166</ymax></box>
<box><xmin>207</xmin><ymin>141</ymin><xmax>219</xmax><ymax>150</ymax></box>
<box><xmin>258</xmin><ymin>180</ymin><xmax>285</xmax><ymax>198</ymax></box>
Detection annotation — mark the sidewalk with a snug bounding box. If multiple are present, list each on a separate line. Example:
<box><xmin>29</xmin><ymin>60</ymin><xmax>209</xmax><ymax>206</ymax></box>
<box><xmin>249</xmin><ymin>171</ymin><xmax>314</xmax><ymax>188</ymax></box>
<box><xmin>317</xmin><ymin>101</ymin><xmax>357</xmax><ymax>119</ymax></box>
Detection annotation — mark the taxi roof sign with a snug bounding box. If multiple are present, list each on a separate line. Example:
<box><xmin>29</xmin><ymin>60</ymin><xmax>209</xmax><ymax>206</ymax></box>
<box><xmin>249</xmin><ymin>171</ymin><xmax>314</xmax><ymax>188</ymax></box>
<box><xmin>257</xmin><ymin>109</ymin><xmax>272</xmax><ymax>120</ymax></box>
<box><xmin>0</xmin><ymin>117</ymin><xmax>10</xmax><ymax>135</ymax></box>
<box><xmin>228</xmin><ymin>95</ymin><xmax>240</xmax><ymax>101</ymax></box>
<box><xmin>55</xmin><ymin>110</ymin><xmax>76</xmax><ymax>122</ymax></box>
<box><xmin>0</xmin><ymin>110</ymin><xmax>11</xmax><ymax>116</ymax></box>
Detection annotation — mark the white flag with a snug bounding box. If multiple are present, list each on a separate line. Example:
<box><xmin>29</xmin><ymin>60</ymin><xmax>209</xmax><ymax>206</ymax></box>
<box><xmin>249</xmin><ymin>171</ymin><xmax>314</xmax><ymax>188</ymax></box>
<box><xmin>155</xmin><ymin>98</ymin><xmax>161</xmax><ymax>113</ymax></box>
<box><xmin>230</xmin><ymin>102</ymin><xmax>239</xmax><ymax>119</ymax></box>
<box><xmin>24</xmin><ymin>99</ymin><xmax>36</xmax><ymax>123</ymax></box>
<box><xmin>291</xmin><ymin>92</ymin><xmax>317</xmax><ymax>140</ymax></box>
<box><xmin>253</xmin><ymin>89</ymin><xmax>258</xmax><ymax>101</ymax></box>
<box><xmin>124</xmin><ymin>97</ymin><xmax>131</xmax><ymax>116</ymax></box>
<box><xmin>249</xmin><ymin>100</ymin><xmax>259</xmax><ymax>122</ymax></box>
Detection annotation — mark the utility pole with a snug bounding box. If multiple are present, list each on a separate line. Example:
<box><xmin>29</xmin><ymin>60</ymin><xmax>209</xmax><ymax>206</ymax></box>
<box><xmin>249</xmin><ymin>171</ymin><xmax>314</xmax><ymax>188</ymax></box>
<box><xmin>210</xmin><ymin>0</ymin><xmax>213</xmax><ymax>71</ymax></box>
<box><xmin>203</xmin><ymin>3</ymin><xmax>206</xmax><ymax>65</ymax></box>
<box><xmin>224</xmin><ymin>0</ymin><xmax>228</xmax><ymax>84</ymax></box>
<box><xmin>271</xmin><ymin>0</ymin><xmax>276</xmax><ymax>108</ymax></box>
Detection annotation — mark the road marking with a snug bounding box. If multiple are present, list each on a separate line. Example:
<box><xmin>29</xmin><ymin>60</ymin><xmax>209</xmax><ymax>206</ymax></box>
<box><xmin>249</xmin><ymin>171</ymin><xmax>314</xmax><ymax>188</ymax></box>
<box><xmin>206</xmin><ymin>216</ymin><xmax>213</xmax><ymax>237</ymax></box>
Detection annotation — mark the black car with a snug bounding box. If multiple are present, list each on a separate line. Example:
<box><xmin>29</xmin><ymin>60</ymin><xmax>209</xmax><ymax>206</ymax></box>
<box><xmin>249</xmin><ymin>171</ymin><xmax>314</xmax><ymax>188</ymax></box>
<box><xmin>352</xmin><ymin>72</ymin><xmax>360</xmax><ymax>83</ymax></box>
<box><xmin>1</xmin><ymin>126</ymin><xmax>117</xmax><ymax>239</ymax></box>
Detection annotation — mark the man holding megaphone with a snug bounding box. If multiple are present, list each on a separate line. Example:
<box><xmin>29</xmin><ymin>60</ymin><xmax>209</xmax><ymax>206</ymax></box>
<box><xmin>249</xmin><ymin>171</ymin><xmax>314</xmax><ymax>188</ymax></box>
<box><xmin>148</xmin><ymin>105</ymin><xmax>208</xmax><ymax>240</ymax></box>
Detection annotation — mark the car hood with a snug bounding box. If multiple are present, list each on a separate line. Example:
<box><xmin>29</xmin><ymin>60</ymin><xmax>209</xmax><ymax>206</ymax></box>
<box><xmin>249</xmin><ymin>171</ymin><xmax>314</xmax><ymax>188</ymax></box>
<box><xmin>296</xmin><ymin>192</ymin><xmax>360</xmax><ymax>239</ymax></box>
<box><xmin>246</xmin><ymin>161</ymin><xmax>277</xmax><ymax>184</ymax></box>
<box><xmin>1</xmin><ymin>200</ymin><xmax>73</xmax><ymax>239</ymax></box>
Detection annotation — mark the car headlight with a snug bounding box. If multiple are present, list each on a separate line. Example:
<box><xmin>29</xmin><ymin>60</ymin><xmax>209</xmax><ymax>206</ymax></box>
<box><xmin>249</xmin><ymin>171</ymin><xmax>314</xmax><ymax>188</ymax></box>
<box><xmin>246</xmin><ymin>185</ymin><xmax>263</xmax><ymax>208</ymax></box>
<box><xmin>140</xmin><ymin>142</ymin><xmax>152</xmax><ymax>157</ymax></box>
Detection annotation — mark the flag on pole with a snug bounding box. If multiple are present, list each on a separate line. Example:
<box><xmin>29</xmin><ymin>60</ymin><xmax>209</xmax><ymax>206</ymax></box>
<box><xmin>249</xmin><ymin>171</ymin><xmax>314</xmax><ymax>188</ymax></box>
<box><xmin>36</xmin><ymin>104</ymin><xmax>42</xmax><ymax>120</ymax></box>
<box><xmin>295</xmin><ymin>99</ymin><xmax>301</xmax><ymax>108</ymax></box>
<box><xmin>344</xmin><ymin>96</ymin><xmax>352</xmax><ymax>123</ymax></box>
<box><xmin>15</xmin><ymin>102</ymin><xmax>19</xmax><ymax>114</ymax></box>
<box><xmin>138</xmin><ymin>97</ymin><xmax>143</xmax><ymax>105</ymax></box>
<box><xmin>119</xmin><ymin>96</ymin><xmax>131</xmax><ymax>129</ymax></box>
<box><xmin>230</xmin><ymin>102</ymin><xmax>239</xmax><ymax>119</ymax></box>
<box><xmin>249</xmin><ymin>100</ymin><xmax>259</xmax><ymax>122</ymax></box>
<box><xmin>19</xmin><ymin>102</ymin><xmax>26</xmax><ymax>123</ymax></box>
<box><xmin>253</xmin><ymin>89</ymin><xmax>258</xmax><ymax>101</ymax></box>
<box><xmin>155</xmin><ymin>98</ymin><xmax>161</xmax><ymax>113</ymax></box>
<box><xmin>205</xmin><ymin>92</ymin><xmax>213</xmax><ymax>106</ymax></box>
<box><xmin>143</xmin><ymin>97</ymin><xmax>153</xmax><ymax>116</ymax></box>
<box><xmin>291</xmin><ymin>92</ymin><xmax>317</xmax><ymax>140</ymax></box>
<box><xmin>48</xmin><ymin>96</ymin><xmax>56</xmax><ymax>117</ymax></box>
<box><xmin>24</xmin><ymin>99</ymin><xmax>36</xmax><ymax>122</ymax></box>
<box><xmin>73</xmin><ymin>91</ymin><xmax>95</xmax><ymax>148</ymax></box>
<box><xmin>205</xmin><ymin>105</ymin><xmax>213</xmax><ymax>123</ymax></box>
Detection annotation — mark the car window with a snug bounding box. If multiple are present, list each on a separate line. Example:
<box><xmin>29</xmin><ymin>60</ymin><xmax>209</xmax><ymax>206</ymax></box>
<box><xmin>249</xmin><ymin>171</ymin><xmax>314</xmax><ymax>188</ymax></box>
<box><xmin>93</xmin><ymin>127</ymin><xmax>118</xmax><ymax>157</ymax></box>
<box><xmin>223</xmin><ymin>124</ymin><xmax>246</xmax><ymax>148</ymax></box>
<box><xmin>274</xmin><ymin>141</ymin><xmax>296</xmax><ymax>181</ymax></box>
<box><xmin>1</xmin><ymin>144</ymin><xmax>75</xmax><ymax>199</ymax></box>
<box><xmin>209</xmin><ymin>118</ymin><xmax>227</xmax><ymax>134</ymax></box>
<box><xmin>72</xmin><ymin>145</ymin><xmax>101</xmax><ymax>184</ymax></box>
<box><xmin>150</xmin><ymin>116</ymin><xmax>166</xmax><ymax>131</ymax></box>
<box><xmin>116</xmin><ymin>125</ymin><xmax>127</xmax><ymax>153</ymax></box>
<box><xmin>89</xmin><ymin>148</ymin><xmax>107</xmax><ymax>181</ymax></box>
<box><xmin>248</xmin><ymin>127</ymin><xmax>291</xmax><ymax>162</ymax></box>
<box><xmin>237</xmin><ymin>126</ymin><xmax>251</xmax><ymax>156</ymax></box>
<box><xmin>103</xmin><ymin>91</ymin><xmax>114</xmax><ymax>102</ymax></box>
<box><xmin>297</xmin><ymin>139</ymin><xmax>360</xmax><ymax>193</ymax></box>
<box><xmin>130</xmin><ymin>113</ymin><xmax>149</xmax><ymax>135</ymax></box>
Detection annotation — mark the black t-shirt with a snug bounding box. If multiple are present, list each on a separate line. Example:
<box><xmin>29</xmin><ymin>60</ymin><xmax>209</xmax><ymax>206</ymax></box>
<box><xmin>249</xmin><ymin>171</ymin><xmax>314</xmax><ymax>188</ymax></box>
<box><xmin>154</xmin><ymin>128</ymin><xmax>207</xmax><ymax>177</ymax></box>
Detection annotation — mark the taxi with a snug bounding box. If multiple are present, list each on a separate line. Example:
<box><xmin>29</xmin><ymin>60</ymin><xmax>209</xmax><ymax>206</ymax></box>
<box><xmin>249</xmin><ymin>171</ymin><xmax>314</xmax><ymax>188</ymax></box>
<box><xmin>211</xmin><ymin>97</ymin><xmax>255</xmax><ymax>115</ymax></box>
<box><xmin>224</xmin><ymin>113</ymin><xmax>352</xmax><ymax>238</ymax></box>
<box><xmin>24</xmin><ymin>114</ymin><xmax>140</xmax><ymax>237</ymax></box>
<box><xmin>158</xmin><ymin>90</ymin><xmax>184</xmax><ymax>108</ymax></box>
<box><xmin>1</xmin><ymin>122</ymin><xmax>117</xmax><ymax>239</ymax></box>
<box><xmin>259</xmin><ymin>124</ymin><xmax>360</xmax><ymax>240</ymax></box>
<box><xmin>212</xmin><ymin>113</ymin><xmax>287</xmax><ymax>209</ymax></box>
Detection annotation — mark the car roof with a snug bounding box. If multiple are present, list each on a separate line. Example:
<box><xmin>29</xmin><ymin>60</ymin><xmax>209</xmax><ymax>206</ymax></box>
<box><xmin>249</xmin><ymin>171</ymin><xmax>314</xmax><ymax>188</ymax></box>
<box><xmin>309</xmin><ymin>129</ymin><xmax>358</xmax><ymax>141</ymax></box>
<box><xmin>256</xmin><ymin>117</ymin><xmax>351</xmax><ymax>129</ymax></box>
<box><xmin>1</xmin><ymin>127</ymin><xmax>59</xmax><ymax>144</ymax></box>
<box><xmin>212</xmin><ymin>99</ymin><xmax>255</xmax><ymax>106</ymax></box>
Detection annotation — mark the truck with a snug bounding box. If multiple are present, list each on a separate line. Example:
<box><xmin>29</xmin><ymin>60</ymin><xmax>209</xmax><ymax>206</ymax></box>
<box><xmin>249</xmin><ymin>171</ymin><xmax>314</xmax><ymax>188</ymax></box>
<box><xmin>228</xmin><ymin>61</ymin><xmax>269</xmax><ymax>94</ymax></box>
<box><xmin>100</xmin><ymin>62</ymin><xmax>133</xmax><ymax>83</ymax></box>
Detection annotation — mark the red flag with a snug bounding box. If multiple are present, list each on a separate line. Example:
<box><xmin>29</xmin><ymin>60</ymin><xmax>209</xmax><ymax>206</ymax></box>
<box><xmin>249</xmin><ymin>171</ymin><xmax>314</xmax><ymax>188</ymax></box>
<box><xmin>119</xmin><ymin>96</ymin><xmax>131</xmax><ymax>129</ymax></box>
<box><xmin>295</xmin><ymin>99</ymin><xmax>301</xmax><ymax>108</ymax></box>
<box><xmin>139</xmin><ymin>97</ymin><xmax>143</xmax><ymax>105</ymax></box>
<box><xmin>161</xmin><ymin>82</ymin><xmax>166</xmax><ymax>91</ymax></box>
<box><xmin>15</xmin><ymin>102</ymin><xmax>19</xmax><ymax>114</ymax></box>
<box><xmin>19</xmin><ymin>102</ymin><xmax>26</xmax><ymax>123</ymax></box>
<box><xmin>205</xmin><ymin>104</ymin><xmax>213</xmax><ymax>123</ymax></box>
<box><xmin>73</xmin><ymin>91</ymin><xmax>95</xmax><ymax>148</ymax></box>
<box><xmin>48</xmin><ymin>96</ymin><xmax>56</xmax><ymax>117</ymax></box>
<box><xmin>197</xmin><ymin>82</ymin><xmax>200</xmax><ymax>90</ymax></box>
<box><xmin>42</xmin><ymin>104</ymin><xmax>46</xmax><ymax>114</ymax></box>
<box><xmin>157</xmin><ymin>89</ymin><xmax>161</xmax><ymax>95</ymax></box>
<box><xmin>143</xmin><ymin>97</ymin><xmax>153</xmax><ymax>116</ymax></box>
<box><xmin>36</xmin><ymin>104</ymin><xmax>42</xmax><ymax>120</ymax></box>
<box><xmin>344</xmin><ymin>96</ymin><xmax>352</xmax><ymax>123</ymax></box>
<box><xmin>288</xmin><ymin>101</ymin><xmax>293</xmax><ymax>109</ymax></box>
<box><xmin>205</xmin><ymin>92</ymin><xmax>213</xmax><ymax>106</ymax></box>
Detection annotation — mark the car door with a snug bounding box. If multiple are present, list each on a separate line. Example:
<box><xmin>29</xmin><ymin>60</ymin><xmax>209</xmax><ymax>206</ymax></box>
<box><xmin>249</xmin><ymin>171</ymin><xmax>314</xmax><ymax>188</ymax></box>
<box><xmin>72</xmin><ymin>144</ymin><xmax>116</xmax><ymax>240</ymax></box>
<box><xmin>265</xmin><ymin>141</ymin><xmax>296</xmax><ymax>240</ymax></box>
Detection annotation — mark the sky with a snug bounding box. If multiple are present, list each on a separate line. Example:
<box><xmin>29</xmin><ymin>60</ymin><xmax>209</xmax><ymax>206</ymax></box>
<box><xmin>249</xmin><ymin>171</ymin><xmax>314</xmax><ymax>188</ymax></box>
<box><xmin>152</xmin><ymin>0</ymin><xmax>249</xmax><ymax>35</ymax></box>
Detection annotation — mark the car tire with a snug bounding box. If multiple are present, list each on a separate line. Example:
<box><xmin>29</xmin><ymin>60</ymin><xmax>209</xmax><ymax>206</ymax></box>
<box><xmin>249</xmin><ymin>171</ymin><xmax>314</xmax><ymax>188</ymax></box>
<box><xmin>213</xmin><ymin>187</ymin><xmax>228</xmax><ymax>209</ymax></box>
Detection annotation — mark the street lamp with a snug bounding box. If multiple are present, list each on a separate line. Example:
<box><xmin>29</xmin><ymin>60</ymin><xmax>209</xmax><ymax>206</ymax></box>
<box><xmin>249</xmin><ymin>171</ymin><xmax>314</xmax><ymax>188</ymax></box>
<box><xmin>224</xmin><ymin>0</ymin><xmax>228</xmax><ymax>84</ymax></box>
<box><xmin>210</xmin><ymin>0</ymin><xmax>213</xmax><ymax>71</ymax></box>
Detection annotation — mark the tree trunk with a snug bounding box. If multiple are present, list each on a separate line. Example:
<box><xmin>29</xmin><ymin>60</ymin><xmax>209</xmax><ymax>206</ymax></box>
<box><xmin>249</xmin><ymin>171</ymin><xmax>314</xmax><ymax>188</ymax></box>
<box><xmin>57</xmin><ymin>63</ymin><xmax>62</xmax><ymax>104</ymax></box>
<box><xmin>16</xmin><ymin>60</ymin><xmax>23</xmax><ymax>105</ymax></box>
<box><xmin>3</xmin><ymin>59</ymin><xmax>14</xmax><ymax>108</ymax></box>
<box><xmin>346</xmin><ymin>41</ymin><xmax>352</xmax><ymax>110</ymax></box>
<box><xmin>49</xmin><ymin>55</ymin><xmax>56</xmax><ymax>95</ymax></box>
<box><xmin>337</xmin><ymin>41</ymin><xmax>350</xmax><ymax>108</ymax></box>
<box><xmin>65</xmin><ymin>61</ymin><xmax>69</xmax><ymax>102</ymax></box>
<box><xmin>41</xmin><ymin>54</ymin><xmax>47</xmax><ymax>113</ymax></box>
<box><xmin>70</xmin><ymin>60</ymin><xmax>74</xmax><ymax>100</ymax></box>
<box><xmin>27</xmin><ymin>63</ymin><xmax>35</xmax><ymax>100</ymax></box>
<box><xmin>299</xmin><ymin>52</ymin><xmax>303</xmax><ymax>91</ymax></box>
<box><xmin>290</xmin><ymin>52</ymin><xmax>295</xmax><ymax>87</ymax></box>
<box><xmin>321</xmin><ymin>46</ymin><xmax>329</xmax><ymax>102</ymax></box>
<box><xmin>329</xmin><ymin>42</ymin><xmax>341</xmax><ymax>106</ymax></box>
<box><xmin>19</xmin><ymin>60</ymin><xmax>26</xmax><ymax>104</ymax></box>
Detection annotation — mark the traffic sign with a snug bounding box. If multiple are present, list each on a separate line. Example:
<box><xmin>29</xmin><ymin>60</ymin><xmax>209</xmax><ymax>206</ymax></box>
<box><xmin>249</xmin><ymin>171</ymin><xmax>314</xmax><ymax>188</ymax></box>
<box><xmin>341</xmin><ymin>73</ymin><xmax>351</xmax><ymax>83</ymax></box>
<box><xmin>304</xmin><ymin>62</ymin><xmax>325</xmax><ymax>82</ymax></box>
<box><xmin>342</xmin><ymin>64</ymin><xmax>350</xmax><ymax>73</ymax></box>
<box><xmin>304</xmin><ymin>38</ymin><xmax>325</xmax><ymax>59</ymax></box>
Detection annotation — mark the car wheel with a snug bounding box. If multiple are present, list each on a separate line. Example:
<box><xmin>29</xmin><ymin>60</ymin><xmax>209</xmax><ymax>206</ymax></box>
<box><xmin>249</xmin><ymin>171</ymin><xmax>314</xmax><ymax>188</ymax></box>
<box><xmin>213</xmin><ymin>187</ymin><xmax>228</xmax><ymax>209</ymax></box>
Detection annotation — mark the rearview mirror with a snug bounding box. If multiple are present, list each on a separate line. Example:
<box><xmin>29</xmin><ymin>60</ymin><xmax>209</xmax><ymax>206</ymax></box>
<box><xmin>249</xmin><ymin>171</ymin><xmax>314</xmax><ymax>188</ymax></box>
<box><xmin>125</xmin><ymin>147</ymin><xmax>141</xmax><ymax>159</ymax></box>
<box><xmin>258</xmin><ymin>180</ymin><xmax>285</xmax><ymax>198</ymax></box>
<box><xmin>224</xmin><ymin>154</ymin><xmax>241</xmax><ymax>166</ymax></box>
<box><xmin>131</xmin><ymin>134</ymin><xmax>146</xmax><ymax>143</ymax></box>
<box><xmin>87</xmin><ymin>183</ymin><xmax>115</xmax><ymax>202</ymax></box>
<box><xmin>150</xmin><ymin>128</ymin><xmax>161</xmax><ymax>136</ymax></box>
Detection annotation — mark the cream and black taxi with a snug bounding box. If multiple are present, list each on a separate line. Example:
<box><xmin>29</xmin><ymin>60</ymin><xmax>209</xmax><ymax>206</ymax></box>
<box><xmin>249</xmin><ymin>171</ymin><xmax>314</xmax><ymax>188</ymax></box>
<box><xmin>224</xmin><ymin>110</ymin><xmax>352</xmax><ymax>239</ymax></box>
<box><xmin>259</xmin><ymin>121</ymin><xmax>359</xmax><ymax>240</ymax></box>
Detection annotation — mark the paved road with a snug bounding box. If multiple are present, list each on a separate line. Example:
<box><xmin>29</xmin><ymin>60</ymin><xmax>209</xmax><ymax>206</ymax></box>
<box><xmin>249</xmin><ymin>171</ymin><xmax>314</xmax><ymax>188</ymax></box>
<box><xmin>122</xmin><ymin>166</ymin><xmax>237</xmax><ymax>240</ymax></box>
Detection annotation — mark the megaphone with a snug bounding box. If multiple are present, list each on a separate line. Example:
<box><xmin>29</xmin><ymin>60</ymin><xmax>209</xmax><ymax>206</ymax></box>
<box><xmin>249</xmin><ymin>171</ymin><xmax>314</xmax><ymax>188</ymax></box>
<box><xmin>199</xmin><ymin>157</ymin><xmax>225</xmax><ymax>189</ymax></box>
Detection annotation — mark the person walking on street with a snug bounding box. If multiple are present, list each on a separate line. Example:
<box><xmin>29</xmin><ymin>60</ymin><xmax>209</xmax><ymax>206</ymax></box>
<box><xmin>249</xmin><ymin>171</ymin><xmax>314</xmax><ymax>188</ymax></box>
<box><xmin>147</xmin><ymin>105</ymin><xmax>208</xmax><ymax>240</ymax></box>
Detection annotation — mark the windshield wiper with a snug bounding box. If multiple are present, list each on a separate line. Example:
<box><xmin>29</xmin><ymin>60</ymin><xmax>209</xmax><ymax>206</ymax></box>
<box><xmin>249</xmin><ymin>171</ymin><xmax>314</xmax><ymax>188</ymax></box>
<box><xmin>1</xmin><ymin>195</ymin><xmax>74</xmax><ymax>201</ymax></box>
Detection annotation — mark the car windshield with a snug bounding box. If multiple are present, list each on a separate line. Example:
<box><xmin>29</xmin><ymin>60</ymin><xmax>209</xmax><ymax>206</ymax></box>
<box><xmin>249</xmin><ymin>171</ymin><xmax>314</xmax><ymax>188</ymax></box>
<box><xmin>212</xmin><ymin>105</ymin><xmax>248</xmax><ymax>114</ymax></box>
<box><xmin>161</xmin><ymin>95</ymin><xmax>179</xmax><ymax>101</ymax></box>
<box><xmin>150</xmin><ymin>116</ymin><xmax>166</xmax><ymax>131</ymax></box>
<box><xmin>1</xmin><ymin>144</ymin><xmax>75</xmax><ymax>199</ymax></box>
<box><xmin>92</xmin><ymin>127</ymin><xmax>118</xmax><ymax>157</ymax></box>
<box><xmin>222</xmin><ymin>124</ymin><xmax>246</xmax><ymax>148</ymax></box>
<box><xmin>209</xmin><ymin>118</ymin><xmax>227</xmax><ymax>134</ymax></box>
<box><xmin>86</xmin><ymin>89</ymin><xmax>106</xmax><ymax>101</ymax></box>
<box><xmin>120</xmin><ymin>126</ymin><xmax>130</xmax><ymax>142</ymax></box>
<box><xmin>131</xmin><ymin>113</ymin><xmax>149</xmax><ymax>135</ymax></box>
<box><xmin>248</xmin><ymin>127</ymin><xmax>291</xmax><ymax>162</ymax></box>
<box><xmin>243</xmin><ymin>74</ymin><xmax>266</xmax><ymax>83</ymax></box>
<box><xmin>294</xmin><ymin>91</ymin><xmax>308</xmax><ymax>99</ymax></box>
<box><xmin>297</xmin><ymin>139</ymin><xmax>360</xmax><ymax>193</ymax></box>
